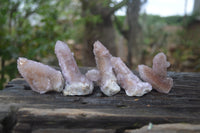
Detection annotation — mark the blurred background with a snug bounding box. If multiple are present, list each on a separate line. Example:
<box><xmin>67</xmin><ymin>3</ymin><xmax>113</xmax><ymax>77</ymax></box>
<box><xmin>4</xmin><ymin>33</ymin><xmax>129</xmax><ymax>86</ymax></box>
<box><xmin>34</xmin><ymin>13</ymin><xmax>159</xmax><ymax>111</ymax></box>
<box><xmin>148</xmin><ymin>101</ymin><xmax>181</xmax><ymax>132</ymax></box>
<box><xmin>0</xmin><ymin>0</ymin><xmax>200</xmax><ymax>89</ymax></box>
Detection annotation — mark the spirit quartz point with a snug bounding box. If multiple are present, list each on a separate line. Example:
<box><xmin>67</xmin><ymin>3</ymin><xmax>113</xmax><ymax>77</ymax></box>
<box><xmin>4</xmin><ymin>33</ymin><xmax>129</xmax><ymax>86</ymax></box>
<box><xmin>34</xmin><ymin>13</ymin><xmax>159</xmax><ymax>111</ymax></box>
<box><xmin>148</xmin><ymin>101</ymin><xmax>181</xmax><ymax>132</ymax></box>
<box><xmin>17</xmin><ymin>57</ymin><xmax>64</xmax><ymax>94</ymax></box>
<box><xmin>55</xmin><ymin>40</ymin><xmax>93</xmax><ymax>95</ymax></box>
<box><xmin>93</xmin><ymin>41</ymin><xmax>120</xmax><ymax>96</ymax></box>
<box><xmin>111</xmin><ymin>57</ymin><xmax>152</xmax><ymax>96</ymax></box>
<box><xmin>138</xmin><ymin>52</ymin><xmax>173</xmax><ymax>93</ymax></box>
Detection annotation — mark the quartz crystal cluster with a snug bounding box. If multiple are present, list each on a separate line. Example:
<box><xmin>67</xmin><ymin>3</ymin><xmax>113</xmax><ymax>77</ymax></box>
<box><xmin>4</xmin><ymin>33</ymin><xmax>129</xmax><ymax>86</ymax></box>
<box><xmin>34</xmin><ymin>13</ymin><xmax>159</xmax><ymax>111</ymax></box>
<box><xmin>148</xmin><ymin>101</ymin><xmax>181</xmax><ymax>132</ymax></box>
<box><xmin>92</xmin><ymin>41</ymin><xmax>120</xmax><ymax>96</ymax></box>
<box><xmin>138</xmin><ymin>52</ymin><xmax>173</xmax><ymax>93</ymax></box>
<box><xmin>17</xmin><ymin>57</ymin><xmax>64</xmax><ymax>94</ymax></box>
<box><xmin>55</xmin><ymin>41</ymin><xmax>93</xmax><ymax>95</ymax></box>
<box><xmin>17</xmin><ymin>41</ymin><xmax>93</xmax><ymax>95</ymax></box>
<box><xmin>86</xmin><ymin>41</ymin><xmax>152</xmax><ymax>96</ymax></box>
<box><xmin>111</xmin><ymin>57</ymin><xmax>152</xmax><ymax>96</ymax></box>
<box><xmin>17</xmin><ymin>40</ymin><xmax>173</xmax><ymax>96</ymax></box>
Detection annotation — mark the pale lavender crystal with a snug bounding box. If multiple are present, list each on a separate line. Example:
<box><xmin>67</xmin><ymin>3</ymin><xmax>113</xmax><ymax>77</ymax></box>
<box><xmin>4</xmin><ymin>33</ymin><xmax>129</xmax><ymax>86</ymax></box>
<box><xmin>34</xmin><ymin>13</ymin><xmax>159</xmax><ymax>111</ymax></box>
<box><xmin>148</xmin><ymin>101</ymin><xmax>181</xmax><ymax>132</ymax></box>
<box><xmin>138</xmin><ymin>52</ymin><xmax>173</xmax><ymax>93</ymax></box>
<box><xmin>55</xmin><ymin>40</ymin><xmax>93</xmax><ymax>95</ymax></box>
<box><xmin>17</xmin><ymin>57</ymin><xmax>64</xmax><ymax>94</ymax></box>
<box><xmin>111</xmin><ymin>57</ymin><xmax>152</xmax><ymax>96</ymax></box>
<box><xmin>85</xmin><ymin>69</ymin><xmax>100</xmax><ymax>82</ymax></box>
<box><xmin>153</xmin><ymin>52</ymin><xmax>170</xmax><ymax>77</ymax></box>
<box><xmin>93</xmin><ymin>41</ymin><xmax>120</xmax><ymax>96</ymax></box>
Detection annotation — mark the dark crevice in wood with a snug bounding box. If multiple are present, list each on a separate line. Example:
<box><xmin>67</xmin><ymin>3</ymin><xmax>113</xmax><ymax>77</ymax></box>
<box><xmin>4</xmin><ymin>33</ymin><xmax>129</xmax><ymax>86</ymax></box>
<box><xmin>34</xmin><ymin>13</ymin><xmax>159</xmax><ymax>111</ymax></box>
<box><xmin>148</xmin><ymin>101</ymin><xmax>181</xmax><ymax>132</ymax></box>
<box><xmin>115</xmin><ymin>125</ymin><xmax>143</xmax><ymax>133</ymax></box>
<box><xmin>1</xmin><ymin>107</ymin><xmax>18</xmax><ymax>133</ymax></box>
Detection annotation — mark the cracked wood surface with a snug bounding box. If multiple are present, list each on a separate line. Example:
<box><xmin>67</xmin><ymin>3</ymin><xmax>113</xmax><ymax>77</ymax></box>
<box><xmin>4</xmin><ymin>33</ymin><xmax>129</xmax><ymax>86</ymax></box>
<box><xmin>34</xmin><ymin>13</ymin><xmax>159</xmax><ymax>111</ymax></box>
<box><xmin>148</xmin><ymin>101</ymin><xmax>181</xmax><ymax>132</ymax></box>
<box><xmin>0</xmin><ymin>68</ymin><xmax>200</xmax><ymax>133</ymax></box>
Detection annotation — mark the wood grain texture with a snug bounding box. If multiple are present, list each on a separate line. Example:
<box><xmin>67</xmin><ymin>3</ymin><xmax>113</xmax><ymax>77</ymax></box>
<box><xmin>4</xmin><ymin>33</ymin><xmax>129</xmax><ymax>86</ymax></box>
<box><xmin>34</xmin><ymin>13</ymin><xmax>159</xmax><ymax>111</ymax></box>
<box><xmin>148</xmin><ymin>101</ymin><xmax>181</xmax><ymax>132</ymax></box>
<box><xmin>0</xmin><ymin>68</ymin><xmax>200</xmax><ymax>133</ymax></box>
<box><xmin>124</xmin><ymin>123</ymin><xmax>200</xmax><ymax>133</ymax></box>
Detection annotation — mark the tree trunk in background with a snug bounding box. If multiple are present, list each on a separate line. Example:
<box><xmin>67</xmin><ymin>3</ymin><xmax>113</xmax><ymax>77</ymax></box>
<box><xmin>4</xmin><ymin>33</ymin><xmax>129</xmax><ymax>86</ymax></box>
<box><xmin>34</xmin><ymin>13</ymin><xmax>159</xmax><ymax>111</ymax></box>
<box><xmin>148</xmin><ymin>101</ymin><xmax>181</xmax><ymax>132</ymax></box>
<box><xmin>193</xmin><ymin>0</ymin><xmax>200</xmax><ymax>15</ymax></box>
<box><xmin>126</xmin><ymin>0</ymin><xmax>141</xmax><ymax>67</ymax></box>
<box><xmin>115</xmin><ymin>0</ymin><xmax>142</xmax><ymax>67</ymax></box>
<box><xmin>80</xmin><ymin>0</ymin><xmax>126</xmax><ymax>66</ymax></box>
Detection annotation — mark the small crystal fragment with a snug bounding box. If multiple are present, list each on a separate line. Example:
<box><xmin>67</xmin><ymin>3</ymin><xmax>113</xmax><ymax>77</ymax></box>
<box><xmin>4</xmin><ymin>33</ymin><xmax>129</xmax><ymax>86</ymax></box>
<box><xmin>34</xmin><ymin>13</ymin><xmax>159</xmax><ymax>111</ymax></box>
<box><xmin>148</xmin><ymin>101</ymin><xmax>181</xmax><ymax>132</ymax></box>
<box><xmin>153</xmin><ymin>52</ymin><xmax>170</xmax><ymax>77</ymax></box>
<box><xmin>55</xmin><ymin>40</ymin><xmax>93</xmax><ymax>95</ymax></box>
<box><xmin>85</xmin><ymin>69</ymin><xmax>100</xmax><ymax>82</ymax></box>
<box><xmin>93</xmin><ymin>41</ymin><xmax>120</xmax><ymax>96</ymax></box>
<box><xmin>111</xmin><ymin>57</ymin><xmax>152</xmax><ymax>96</ymax></box>
<box><xmin>138</xmin><ymin>52</ymin><xmax>173</xmax><ymax>93</ymax></box>
<box><xmin>17</xmin><ymin>57</ymin><xmax>64</xmax><ymax>94</ymax></box>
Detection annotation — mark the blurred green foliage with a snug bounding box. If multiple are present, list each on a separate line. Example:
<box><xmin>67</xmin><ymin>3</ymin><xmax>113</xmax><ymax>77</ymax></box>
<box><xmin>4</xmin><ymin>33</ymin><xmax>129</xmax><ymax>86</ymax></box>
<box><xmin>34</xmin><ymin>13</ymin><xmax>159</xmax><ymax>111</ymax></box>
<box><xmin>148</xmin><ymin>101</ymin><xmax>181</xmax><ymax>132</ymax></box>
<box><xmin>0</xmin><ymin>0</ymin><xmax>82</xmax><ymax>89</ymax></box>
<box><xmin>115</xmin><ymin>13</ymin><xmax>200</xmax><ymax>71</ymax></box>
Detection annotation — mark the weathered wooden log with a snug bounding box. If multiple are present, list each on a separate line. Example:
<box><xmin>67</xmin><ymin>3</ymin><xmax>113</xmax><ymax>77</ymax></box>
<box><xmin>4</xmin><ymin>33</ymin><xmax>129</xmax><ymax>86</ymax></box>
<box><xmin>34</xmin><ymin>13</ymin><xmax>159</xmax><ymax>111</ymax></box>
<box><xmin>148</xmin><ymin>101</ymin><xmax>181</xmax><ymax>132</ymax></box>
<box><xmin>124</xmin><ymin>123</ymin><xmax>200</xmax><ymax>133</ymax></box>
<box><xmin>0</xmin><ymin>67</ymin><xmax>200</xmax><ymax>133</ymax></box>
